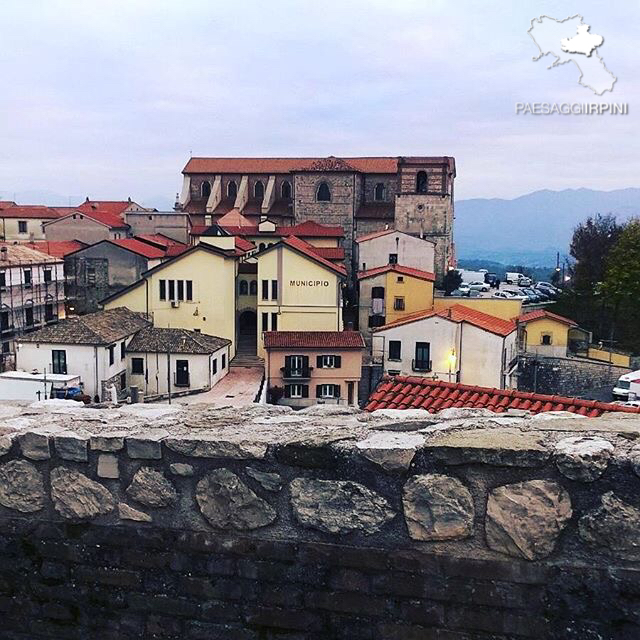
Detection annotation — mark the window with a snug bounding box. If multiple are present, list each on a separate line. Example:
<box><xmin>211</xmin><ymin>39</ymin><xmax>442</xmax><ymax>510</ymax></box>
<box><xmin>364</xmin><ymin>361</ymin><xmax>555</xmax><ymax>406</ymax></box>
<box><xmin>168</xmin><ymin>280</ymin><xmax>175</xmax><ymax>300</ymax></box>
<box><xmin>317</xmin><ymin>384</ymin><xmax>340</xmax><ymax>399</ymax></box>
<box><xmin>212</xmin><ymin>358</ymin><xmax>217</xmax><ymax>375</ymax></box>
<box><xmin>374</xmin><ymin>183</ymin><xmax>385</xmax><ymax>201</ymax></box>
<box><xmin>23</xmin><ymin>269</ymin><xmax>32</xmax><ymax>287</ymax></box>
<box><xmin>120</xmin><ymin>372</ymin><xmax>127</xmax><ymax>390</ymax></box>
<box><xmin>271</xmin><ymin>313</ymin><xmax>278</xmax><ymax>331</ymax></box>
<box><xmin>43</xmin><ymin>269</ymin><xmax>52</xmax><ymax>283</ymax></box>
<box><xmin>2</xmin><ymin>342</ymin><xmax>9</xmax><ymax>354</ymax></box>
<box><xmin>239</xmin><ymin>280</ymin><xmax>248</xmax><ymax>295</ymax></box>
<box><xmin>254</xmin><ymin>181</ymin><xmax>264</xmax><ymax>200</ymax></box>
<box><xmin>25</xmin><ymin>307</ymin><xmax>34</xmax><ymax>326</ymax></box>
<box><xmin>389</xmin><ymin>253</ymin><xmax>398</xmax><ymax>264</ymax></box>
<box><xmin>186</xmin><ymin>280</ymin><xmax>193</xmax><ymax>301</ymax></box>
<box><xmin>416</xmin><ymin>170</ymin><xmax>428</xmax><ymax>193</ymax></box>
<box><xmin>371</xmin><ymin>286</ymin><xmax>385</xmax><ymax>299</ymax></box>
<box><xmin>0</xmin><ymin>311</ymin><xmax>9</xmax><ymax>331</ymax></box>
<box><xmin>261</xmin><ymin>280</ymin><xmax>269</xmax><ymax>300</ymax></box>
<box><xmin>175</xmin><ymin>360</ymin><xmax>189</xmax><ymax>386</ymax></box>
<box><xmin>222</xmin><ymin>354</ymin><xmax>226</xmax><ymax>369</ymax></box>
<box><xmin>18</xmin><ymin>221</ymin><xmax>27</xmax><ymax>234</ymax></box>
<box><xmin>541</xmin><ymin>334</ymin><xmax>553</xmax><ymax>345</ymax></box>
<box><xmin>44</xmin><ymin>304</ymin><xmax>54</xmax><ymax>322</ymax></box>
<box><xmin>131</xmin><ymin>358</ymin><xmax>144</xmax><ymax>374</ymax></box>
<box><xmin>397</xmin><ymin>276</ymin><xmax>404</xmax><ymax>283</ymax></box>
<box><xmin>227</xmin><ymin>180</ymin><xmax>237</xmax><ymax>199</ymax></box>
<box><xmin>262</xmin><ymin>312</ymin><xmax>268</xmax><ymax>332</ymax></box>
<box><xmin>281</xmin><ymin>181</ymin><xmax>292</xmax><ymax>199</ymax></box>
<box><xmin>52</xmin><ymin>350</ymin><xmax>67</xmax><ymax>375</ymax></box>
<box><xmin>271</xmin><ymin>280</ymin><xmax>278</xmax><ymax>300</ymax></box>
<box><xmin>177</xmin><ymin>280</ymin><xmax>184</xmax><ymax>301</ymax></box>
<box><xmin>285</xmin><ymin>384</ymin><xmax>308</xmax><ymax>399</ymax></box>
<box><xmin>414</xmin><ymin>342</ymin><xmax>431</xmax><ymax>371</ymax></box>
<box><xmin>87</xmin><ymin>267</ymin><xmax>96</xmax><ymax>286</ymax></box>
<box><xmin>159</xmin><ymin>279</ymin><xmax>166</xmax><ymax>300</ymax></box>
<box><xmin>0</xmin><ymin>272</ymin><xmax>5</xmax><ymax>288</ymax></box>
<box><xmin>108</xmin><ymin>345</ymin><xmax>115</xmax><ymax>366</ymax></box>
<box><xmin>394</xmin><ymin>297</ymin><xmax>405</xmax><ymax>311</ymax></box>
<box><xmin>285</xmin><ymin>354</ymin><xmax>308</xmax><ymax>377</ymax></box>
<box><xmin>120</xmin><ymin>341</ymin><xmax>126</xmax><ymax>360</ymax></box>
<box><xmin>317</xmin><ymin>354</ymin><xmax>341</xmax><ymax>368</ymax></box>
<box><xmin>368</xmin><ymin>315</ymin><xmax>386</xmax><ymax>328</ymax></box>
<box><xmin>316</xmin><ymin>182</ymin><xmax>331</xmax><ymax>202</ymax></box>
<box><xmin>201</xmin><ymin>181</ymin><xmax>211</xmax><ymax>199</ymax></box>
<box><xmin>249</xmin><ymin>280</ymin><xmax>257</xmax><ymax>295</ymax></box>
<box><xmin>389</xmin><ymin>340</ymin><xmax>401</xmax><ymax>361</ymax></box>
<box><xmin>259</xmin><ymin>242</ymin><xmax>266</xmax><ymax>251</ymax></box>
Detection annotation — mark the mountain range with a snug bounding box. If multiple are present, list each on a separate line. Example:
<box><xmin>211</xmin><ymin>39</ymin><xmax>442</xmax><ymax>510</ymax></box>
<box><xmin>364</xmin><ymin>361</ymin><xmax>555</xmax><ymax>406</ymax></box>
<box><xmin>3</xmin><ymin>187</ymin><xmax>640</xmax><ymax>267</ymax></box>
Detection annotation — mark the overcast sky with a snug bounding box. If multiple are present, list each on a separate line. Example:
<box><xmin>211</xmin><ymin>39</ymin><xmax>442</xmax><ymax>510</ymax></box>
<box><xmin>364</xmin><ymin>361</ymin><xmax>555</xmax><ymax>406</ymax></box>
<box><xmin>0</xmin><ymin>0</ymin><xmax>637</xmax><ymax>206</ymax></box>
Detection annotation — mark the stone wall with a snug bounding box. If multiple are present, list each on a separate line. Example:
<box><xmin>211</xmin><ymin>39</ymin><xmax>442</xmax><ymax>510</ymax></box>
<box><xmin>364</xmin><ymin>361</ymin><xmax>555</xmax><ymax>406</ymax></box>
<box><xmin>0</xmin><ymin>402</ymin><xmax>638</xmax><ymax>639</ymax></box>
<box><xmin>518</xmin><ymin>354</ymin><xmax>630</xmax><ymax>396</ymax></box>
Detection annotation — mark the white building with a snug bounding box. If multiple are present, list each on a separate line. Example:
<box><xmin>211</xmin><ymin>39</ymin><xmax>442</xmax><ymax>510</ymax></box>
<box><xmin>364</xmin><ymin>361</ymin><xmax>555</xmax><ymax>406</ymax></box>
<box><xmin>372</xmin><ymin>304</ymin><xmax>518</xmax><ymax>389</ymax></box>
<box><xmin>126</xmin><ymin>326</ymin><xmax>231</xmax><ymax>399</ymax></box>
<box><xmin>355</xmin><ymin>229</ymin><xmax>436</xmax><ymax>273</ymax></box>
<box><xmin>16</xmin><ymin>307</ymin><xmax>151</xmax><ymax>401</ymax></box>
<box><xmin>0</xmin><ymin>243</ymin><xmax>66</xmax><ymax>371</ymax></box>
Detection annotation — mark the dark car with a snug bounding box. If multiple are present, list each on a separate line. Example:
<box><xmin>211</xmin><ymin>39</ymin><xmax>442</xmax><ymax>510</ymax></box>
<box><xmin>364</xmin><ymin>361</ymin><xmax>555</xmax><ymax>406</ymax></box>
<box><xmin>484</xmin><ymin>273</ymin><xmax>499</xmax><ymax>286</ymax></box>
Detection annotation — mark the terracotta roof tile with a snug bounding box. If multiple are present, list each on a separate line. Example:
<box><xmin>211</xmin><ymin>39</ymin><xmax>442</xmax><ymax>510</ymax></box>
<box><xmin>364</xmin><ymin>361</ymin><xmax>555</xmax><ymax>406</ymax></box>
<box><xmin>518</xmin><ymin>309</ymin><xmax>578</xmax><ymax>327</ymax></box>
<box><xmin>358</xmin><ymin>264</ymin><xmax>436</xmax><ymax>282</ymax></box>
<box><xmin>22</xmin><ymin>241</ymin><xmax>87</xmax><ymax>258</ymax></box>
<box><xmin>441</xmin><ymin>304</ymin><xmax>516</xmax><ymax>337</ymax></box>
<box><xmin>365</xmin><ymin>376</ymin><xmax>640</xmax><ymax>417</ymax></box>
<box><xmin>127</xmin><ymin>326</ymin><xmax>230</xmax><ymax>354</ymax></box>
<box><xmin>110</xmin><ymin>238</ymin><xmax>166</xmax><ymax>259</ymax></box>
<box><xmin>0</xmin><ymin>205</ymin><xmax>63</xmax><ymax>219</ymax></box>
<box><xmin>264</xmin><ymin>331</ymin><xmax>365</xmax><ymax>349</ymax></box>
<box><xmin>280</xmin><ymin>236</ymin><xmax>347</xmax><ymax>276</ymax></box>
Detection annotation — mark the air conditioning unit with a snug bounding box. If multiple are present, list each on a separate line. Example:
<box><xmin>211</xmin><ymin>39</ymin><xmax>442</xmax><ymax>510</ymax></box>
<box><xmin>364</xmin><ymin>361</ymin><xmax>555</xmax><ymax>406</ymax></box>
<box><xmin>171</xmin><ymin>300</ymin><xmax>180</xmax><ymax>308</ymax></box>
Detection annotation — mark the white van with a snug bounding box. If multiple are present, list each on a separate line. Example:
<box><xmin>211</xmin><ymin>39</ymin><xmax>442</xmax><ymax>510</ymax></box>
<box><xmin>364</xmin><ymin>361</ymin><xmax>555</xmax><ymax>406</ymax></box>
<box><xmin>505</xmin><ymin>272</ymin><xmax>531</xmax><ymax>286</ymax></box>
<box><xmin>612</xmin><ymin>370</ymin><xmax>640</xmax><ymax>400</ymax></box>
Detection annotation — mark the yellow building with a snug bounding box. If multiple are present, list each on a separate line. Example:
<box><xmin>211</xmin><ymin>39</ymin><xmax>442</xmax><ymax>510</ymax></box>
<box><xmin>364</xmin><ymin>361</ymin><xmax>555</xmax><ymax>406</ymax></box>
<box><xmin>101</xmin><ymin>243</ymin><xmax>238</xmax><ymax>357</ymax></box>
<box><xmin>358</xmin><ymin>264</ymin><xmax>435</xmax><ymax>346</ymax></box>
<box><xmin>517</xmin><ymin>309</ymin><xmax>577</xmax><ymax>357</ymax></box>
<box><xmin>255</xmin><ymin>236</ymin><xmax>345</xmax><ymax>358</ymax></box>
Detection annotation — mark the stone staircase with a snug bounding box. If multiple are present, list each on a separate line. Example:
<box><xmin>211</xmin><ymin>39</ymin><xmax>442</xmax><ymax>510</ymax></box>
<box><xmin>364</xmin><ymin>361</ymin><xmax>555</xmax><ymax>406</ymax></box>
<box><xmin>231</xmin><ymin>341</ymin><xmax>264</xmax><ymax>368</ymax></box>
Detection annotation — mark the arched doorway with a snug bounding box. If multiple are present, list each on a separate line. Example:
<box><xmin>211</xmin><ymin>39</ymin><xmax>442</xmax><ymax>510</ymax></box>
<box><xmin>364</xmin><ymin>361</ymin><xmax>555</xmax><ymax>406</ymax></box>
<box><xmin>237</xmin><ymin>310</ymin><xmax>257</xmax><ymax>356</ymax></box>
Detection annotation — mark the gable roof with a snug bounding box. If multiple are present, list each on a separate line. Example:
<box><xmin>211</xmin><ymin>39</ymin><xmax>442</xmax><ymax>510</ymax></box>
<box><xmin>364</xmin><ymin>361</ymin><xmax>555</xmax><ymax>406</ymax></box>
<box><xmin>44</xmin><ymin>209</ymin><xmax>129</xmax><ymax>230</ymax></box>
<box><xmin>127</xmin><ymin>326</ymin><xmax>230</xmax><ymax>354</ymax></box>
<box><xmin>217</xmin><ymin>209</ymin><xmax>253</xmax><ymax>228</ymax></box>
<box><xmin>20</xmin><ymin>307</ymin><xmax>150</xmax><ymax>345</ymax></box>
<box><xmin>267</xmin><ymin>236</ymin><xmax>347</xmax><ymax>276</ymax></box>
<box><xmin>22</xmin><ymin>240</ymin><xmax>87</xmax><ymax>259</ymax></box>
<box><xmin>78</xmin><ymin>200</ymin><xmax>141</xmax><ymax>217</ymax></box>
<box><xmin>284</xmin><ymin>220</ymin><xmax>344</xmax><ymax>237</ymax></box>
<box><xmin>264</xmin><ymin>331</ymin><xmax>365</xmax><ymax>349</ymax></box>
<box><xmin>135</xmin><ymin>234</ymin><xmax>185</xmax><ymax>249</ymax></box>
<box><xmin>355</xmin><ymin>228</ymin><xmax>436</xmax><ymax>244</ymax></box>
<box><xmin>99</xmin><ymin>242</ymin><xmax>237</xmax><ymax>304</ymax></box>
<box><xmin>0</xmin><ymin>243</ymin><xmax>63</xmax><ymax>265</ymax></box>
<box><xmin>212</xmin><ymin>219</ymin><xmax>344</xmax><ymax>239</ymax></box>
<box><xmin>110</xmin><ymin>238</ymin><xmax>166</xmax><ymax>259</ymax></box>
<box><xmin>365</xmin><ymin>376</ymin><xmax>640</xmax><ymax>417</ymax></box>
<box><xmin>357</xmin><ymin>264</ymin><xmax>436</xmax><ymax>282</ymax></box>
<box><xmin>373</xmin><ymin>304</ymin><xmax>516</xmax><ymax>337</ymax></box>
<box><xmin>518</xmin><ymin>309</ymin><xmax>578</xmax><ymax>327</ymax></box>
<box><xmin>0</xmin><ymin>205</ymin><xmax>63</xmax><ymax>219</ymax></box>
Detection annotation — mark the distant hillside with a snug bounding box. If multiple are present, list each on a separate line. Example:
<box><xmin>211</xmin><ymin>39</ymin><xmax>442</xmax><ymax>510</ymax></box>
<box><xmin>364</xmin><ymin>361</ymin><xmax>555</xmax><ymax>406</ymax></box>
<box><xmin>455</xmin><ymin>187</ymin><xmax>640</xmax><ymax>266</ymax></box>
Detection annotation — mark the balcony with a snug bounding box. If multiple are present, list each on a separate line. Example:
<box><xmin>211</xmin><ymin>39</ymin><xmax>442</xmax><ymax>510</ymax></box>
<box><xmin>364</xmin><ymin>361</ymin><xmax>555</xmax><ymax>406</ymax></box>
<box><xmin>280</xmin><ymin>366</ymin><xmax>313</xmax><ymax>381</ymax></box>
<box><xmin>412</xmin><ymin>359</ymin><xmax>432</xmax><ymax>373</ymax></box>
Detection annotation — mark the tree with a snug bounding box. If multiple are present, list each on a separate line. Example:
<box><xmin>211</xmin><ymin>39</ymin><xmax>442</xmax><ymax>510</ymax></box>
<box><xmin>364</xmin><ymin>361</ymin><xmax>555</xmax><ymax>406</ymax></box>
<box><xmin>603</xmin><ymin>219</ymin><xmax>640</xmax><ymax>304</ymax></box>
<box><xmin>569</xmin><ymin>214</ymin><xmax>623</xmax><ymax>292</ymax></box>
<box><xmin>443</xmin><ymin>269</ymin><xmax>463</xmax><ymax>295</ymax></box>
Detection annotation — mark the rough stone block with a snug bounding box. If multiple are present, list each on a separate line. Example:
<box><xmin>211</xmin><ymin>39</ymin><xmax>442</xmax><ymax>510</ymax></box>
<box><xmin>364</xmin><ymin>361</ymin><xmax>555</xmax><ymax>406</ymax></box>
<box><xmin>165</xmin><ymin>435</ymin><xmax>267</xmax><ymax>460</ymax></box>
<box><xmin>18</xmin><ymin>430</ymin><xmax>52</xmax><ymax>460</ymax></box>
<box><xmin>170</xmin><ymin>463</ymin><xmax>194</xmax><ymax>476</ymax></box>
<box><xmin>118</xmin><ymin>502</ymin><xmax>152</xmax><ymax>523</ymax></box>
<box><xmin>126</xmin><ymin>467</ymin><xmax>177</xmax><ymax>508</ymax></box>
<box><xmin>50</xmin><ymin>467</ymin><xmax>115</xmax><ymax>520</ymax></box>
<box><xmin>554</xmin><ymin>435</ymin><xmax>614</xmax><ymax>481</ymax></box>
<box><xmin>90</xmin><ymin>432</ymin><xmax>127</xmax><ymax>452</ymax></box>
<box><xmin>0</xmin><ymin>433</ymin><xmax>15</xmax><ymax>457</ymax></box>
<box><xmin>126</xmin><ymin>429</ymin><xmax>169</xmax><ymax>459</ymax></box>
<box><xmin>356</xmin><ymin>431</ymin><xmax>424</xmax><ymax>471</ymax></box>
<box><xmin>0</xmin><ymin>459</ymin><xmax>46</xmax><ymax>512</ymax></box>
<box><xmin>97</xmin><ymin>454</ymin><xmax>119</xmax><ymax>479</ymax></box>
<box><xmin>54</xmin><ymin>431</ymin><xmax>89</xmax><ymax>462</ymax></box>
<box><xmin>246</xmin><ymin>467</ymin><xmax>282</xmax><ymax>491</ymax></box>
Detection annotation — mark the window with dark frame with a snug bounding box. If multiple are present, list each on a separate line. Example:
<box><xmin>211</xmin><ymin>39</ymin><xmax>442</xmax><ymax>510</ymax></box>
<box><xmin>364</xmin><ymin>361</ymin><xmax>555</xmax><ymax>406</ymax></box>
<box><xmin>374</xmin><ymin>183</ymin><xmax>386</xmax><ymax>201</ymax></box>
<box><xmin>51</xmin><ymin>350</ymin><xmax>67</xmax><ymax>375</ymax></box>
<box><xmin>261</xmin><ymin>312</ymin><xmax>268</xmax><ymax>332</ymax></box>
<box><xmin>271</xmin><ymin>313</ymin><xmax>278</xmax><ymax>331</ymax></box>
<box><xmin>249</xmin><ymin>280</ymin><xmax>257</xmax><ymax>295</ymax></box>
<box><xmin>0</xmin><ymin>272</ymin><xmax>5</xmax><ymax>288</ymax></box>
<box><xmin>212</xmin><ymin>358</ymin><xmax>217</xmax><ymax>375</ymax></box>
<box><xmin>541</xmin><ymin>334</ymin><xmax>552</xmax><ymax>345</ymax></box>
<box><xmin>261</xmin><ymin>280</ymin><xmax>269</xmax><ymax>300</ymax></box>
<box><xmin>177</xmin><ymin>280</ymin><xmax>184</xmax><ymax>301</ymax></box>
<box><xmin>168</xmin><ymin>279</ymin><xmax>175</xmax><ymax>300</ymax></box>
<box><xmin>120</xmin><ymin>341</ymin><xmax>125</xmax><ymax>360</ymax></box>
<box><xmin>239</xmin><ymin>280</ymin><xmax>248</xmax><ymax>295</ymax></box>
<box><xmin>159</xmin><ymin>279</ymin><xmax>166</xmax><ymax>300</ymax></box>
<box><xmin>108</xmin><ymin>345</ymin><xmax>115</xmax><ymax>366</ymax></box>
<box><xmin>23</xmin><ymin>270</ymin><xmax>32</xmax><ymax>286</ymax></box>
<box><xmin>271</xmin><ymin>280</ymin><xmax>278</xmax><ymax>300</ymax></box>
<box><xmin>414</xmin><ymin>342</ymin><xmax>431</xmax><ymax>371</ymax></box>
<box><xmin>131</xmin><ymin>358</ymin><xmax>144</xmax><ymax>374</ymax></box>
<box><xmin>416</xmin><ymin>170</ymin><xmax>428</xmax><ymax>193</ymax></box>
<box><xmin>222</xmin><ymin>354</ymin><xmax>226</xmax><ymax>369</ymax></box>
<box><xmin>389</xmin><ymin>253</ymin><xmax>398</xmax><ymax>264</ymax></box>
<box><xmin>186</xmin><ymin>280</ymin><xmax>193</xmax><ymax>301</ymax></box>
<box><xmin>389</xmin><ymin>340</ymin><xmax>401</xmax><ymax>360</ymax></box>
<box><xmin>43</xmin><ymin>269</ymin><xmax>52</xmax><ymax>283</ymax></box>
<box><xmin>393</xmin><ymin>297</ymin><xmax>405</xmax><ymax>311</ymax></box>
<box><xmin>18</xmin><ymin>221</ymin><xmax>27</xmax><ymax>233</ymax></box>
<box><xmin>25</xmin><ymin>307</ymin><xmax>33</xmax><ymax>326</ymax></box>
<box><xmin>316</xmin><ymin>182</ymin><xmax>331</xmax><ymax>202</ymax></box>
<box><xmin>44</xmin><ymin>304</ymin><xmax>54</xmax><ymax>322</ymax></box>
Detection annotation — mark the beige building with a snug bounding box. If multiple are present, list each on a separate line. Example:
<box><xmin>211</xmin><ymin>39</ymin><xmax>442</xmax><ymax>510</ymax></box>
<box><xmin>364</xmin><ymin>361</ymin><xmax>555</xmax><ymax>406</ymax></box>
<box><xmin>264</xmin><ymin>330</ymin><xmax>365</xmax><ymax>407</ymax></box>
<box><xmin>0</xmin><ymin>205</ymin><xmax>62</xmax><ymax>242</ymax></box>
<box><xmin>44</xmin><ymin>210</ymin><xmax>130</xmax><ymax>244</ymax></box>
<box><xmin>372</xmin><ymin>304</ymin><xmax>518</xmax><ymax>389</ymax></box>
<box><xmin>255</xmin><ymin>236</ymin><xmax>346</xmax><ymax>358</ymax></box>
<box><xmin>355</xmin><ymin>229</ymin><xmax>435</xmax><ymax>273</ymax></box>
<box><xmin>101</xmin><ymin>243</ymin><xmax>239</xmax><ymax>358</ymax></box>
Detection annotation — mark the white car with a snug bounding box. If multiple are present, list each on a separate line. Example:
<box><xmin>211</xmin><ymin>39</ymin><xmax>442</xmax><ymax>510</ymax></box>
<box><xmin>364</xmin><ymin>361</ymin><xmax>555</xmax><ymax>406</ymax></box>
<box><xmin>468</xmin><ymin>281</ymin><xmax>490</xmax><ymax>292</ymax></box>
<box><xmin>458</xmin><ymin>282</ymin><xmax>470</xmax><ymax>292</ymax></box>
<box><xmin>493</xmin><ymin>290</ymin><xmax>527</xmax><ymax>301</ymax></box>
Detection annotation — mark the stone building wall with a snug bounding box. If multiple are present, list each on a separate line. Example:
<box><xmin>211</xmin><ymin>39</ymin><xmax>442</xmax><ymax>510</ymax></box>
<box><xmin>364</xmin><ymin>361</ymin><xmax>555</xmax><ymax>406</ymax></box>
<box><xmin>0</xmin><ymin>402</ymin><xmax>638</xmax><ymax>638</ymax></box>
<box><xmin>518</xmin><ymin>354</ymin><xmax>631</xmax><ymax>396</ymax></box>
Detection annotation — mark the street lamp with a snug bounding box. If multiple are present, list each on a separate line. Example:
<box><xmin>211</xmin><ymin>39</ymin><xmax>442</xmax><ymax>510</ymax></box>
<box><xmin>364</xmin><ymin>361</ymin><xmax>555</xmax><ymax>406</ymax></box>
<box><xmin>448</xmin><ymin>350</ymin><xmax>457</xmax><ymax>382</ymax></box>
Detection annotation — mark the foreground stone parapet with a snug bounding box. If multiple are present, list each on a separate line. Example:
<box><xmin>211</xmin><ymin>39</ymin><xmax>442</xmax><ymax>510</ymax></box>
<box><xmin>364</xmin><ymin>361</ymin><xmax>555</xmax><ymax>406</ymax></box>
<box><xmin>579</xmin><ymin>492</ymin><xmax>640</xmax><ymax>557</ymax></box>
<box><xmin>402</xmin><ymin>474</ymin><xmax>474</xmax><ymax>541</ymax></box>
<box><xmin>196</xmin><ymin>468</ymin><xmax>276</xmax><ymax>530</ymax></box>
<box><xmin>290</xmin><ymin>478</ymin><xmax>395</xmax><ymax>534</ymax></box>
<box><xmin>0</xmin><ymin>460</ymin><xmax>45</xmax><ymax>513</ymax></box>
<box><xmin>246</xmin><ymin>467</ymin><xmax>283</xmax><ymax>491</ymax></box>
<box><xmin>50</xmin><ymin>468</ymin><xmax>115</xmax><ymax>519</ymax></box>
<box><xmin>554</xmin><ymin>435</ymin><xmax>614</xmax><ymax>482</ymax></box>
<box><xmin>485</xmin><ymin>480</ymin><xmax>572</xmax><ymax>560</ymax></box>
<box><xmin>126</xmin><ymin>468</ymin><xmax>177</xmax><ymax>508</ymax></box>
<box><xmin>356</xmin><ymin>431</ymin><xmax>424</xmax><ymax>471</ymax></box>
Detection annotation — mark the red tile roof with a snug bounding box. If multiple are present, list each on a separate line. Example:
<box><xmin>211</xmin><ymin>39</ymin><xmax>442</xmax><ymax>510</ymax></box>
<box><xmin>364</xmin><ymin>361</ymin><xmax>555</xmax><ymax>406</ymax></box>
<box><xmin>358</xmin><ymin>264</ymin><xmax>436</xmax><ymax>282</ymax></box>
<box><xmin>23</xmin><ymin>240</ymin><xmax>87</xmax><ymax>258</ymax></box>
<box><xmin>235</xmin><ymin>236</ymin><xmax>255</xmax><ymax>252</ymax></box>
<box><xmin>164</xmin><ymin>244</ymin><xmax>189</xmax><ymax>258</ymax></box>
<box><xmin>264</xmin><ymin>331</ymin><xmax>365</xmax><ymax>349</ymax></box>
<box><xmin>111</xmin><ymin>238</ymin><xmax>166</xmax><ymax>259</ymax></box>
<box><xmin>0</xmin><ymin>201</ymin><xmax>17</xmax><ymax>210</ymax></box>
<box><xmin>77</xmin><ymin>200</ymin><xmax>134</xmax><ymax>217</ymax></box>
<box><xmin>281</xmin><ymin>236</ymin><xmax>347</xmax><ymax>276</ymax></box>
<box><xmin>284</xmin><ymin>220</ymin><xmax>344</xmax><ymax>238</ymax></box>
<box><xmin>310</xmin><ymin>246</ymin><xmax>345</xmax><ymax>261</ymax></box>
<box><xmin>183</xmin><ymin>157</ymin><xmax>400</xmax><ymax>175</ymax></box>
<box><xmin>0</xmin><ymin>205</ymin><xmax>63</xmax><ymax>219</ymax></box>
<box><xmin>355</xmin><ymin>228</ymin><xmax>396</xmax><ymax>242</ymax></box>
<box><xmin>297</xmin><ymin>157</ymin><xmax>360</xmax><ymax>172</ymax></box>
<box><xmin>365</xmin><ymin>376</ymin><xmax>640</xmax><ymax>417</ymax></box>
<box><xmin>135</xmin><ymin>234</ymin><xmax>183</xmax><ymax>249</ymax></box>
<box><xmin>518</xmin><ymin>310</ymin><xmax>578</xmax><ymax>327</ymax></box>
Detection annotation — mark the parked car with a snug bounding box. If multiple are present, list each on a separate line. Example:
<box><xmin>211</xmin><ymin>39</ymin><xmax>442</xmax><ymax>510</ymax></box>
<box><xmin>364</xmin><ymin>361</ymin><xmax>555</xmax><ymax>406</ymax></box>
<box><xmin>468</xmin><ymin>280</ymin><xmax>490</xmax><ymax>292</ymax></box>
<box><xmin>458</xmin><ymin>282</ymin><xmax>470</xmax><ymax>293</ymax></box>
<box><xmin>536</xmin><ymin>281</ymin><xmax>559</xmax><ymax>293</ymax></box>
<box><xmin>492</xmin><ymin>290</ymin><xmax>527</xmax><ymax>301</ymax></box>
<box><xmin>521</xmin><ymin>288</ymin><xmax>542</xmax><ymax>303</ymax></box>
<box><xmin>503</xmin><ymin>289</ymin><xmax>529</xmax><ymax>301</ymax></box>
<box><xmin>535</xmin><ymin>283</ymin><xmax>558</xmax><ymax>298</ymax></box>
<box><xmin>505</xmin><ymin>272</ymin><xmax>527</xmax><ymax>285</ymax></box>
<box><xmin>612</xmin><ymin>370</ymin><xmax>640</xmax><ymax>400</ymax></box>
<box><xmin>484</xmin><ymin>272</ymin><xmax>499</xmax><ymax>286</ymax></box>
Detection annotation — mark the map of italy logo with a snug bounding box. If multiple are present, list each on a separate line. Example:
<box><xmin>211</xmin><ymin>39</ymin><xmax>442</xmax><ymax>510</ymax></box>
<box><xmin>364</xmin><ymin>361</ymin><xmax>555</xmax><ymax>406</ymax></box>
<box><xmin>528</xmin><ymin>15</ymin><xmax>616</xmax><ymax>95</ymax></box>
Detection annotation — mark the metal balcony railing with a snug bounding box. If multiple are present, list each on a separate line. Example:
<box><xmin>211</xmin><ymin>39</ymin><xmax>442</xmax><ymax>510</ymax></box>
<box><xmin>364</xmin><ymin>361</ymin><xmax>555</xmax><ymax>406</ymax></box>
<box><xmin>280</xmin><ymin>366</ymin><xmax>313</xmax><ymax>380</ymax></box>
